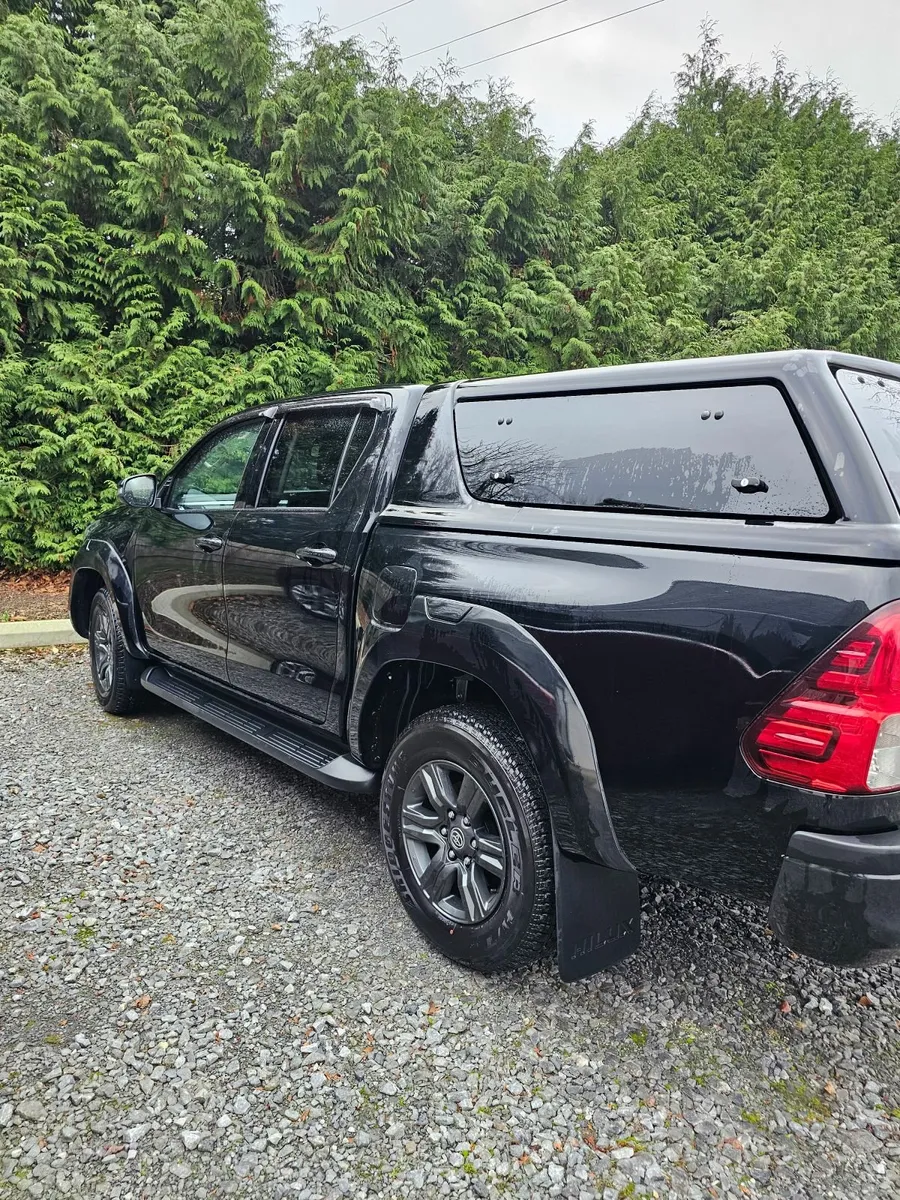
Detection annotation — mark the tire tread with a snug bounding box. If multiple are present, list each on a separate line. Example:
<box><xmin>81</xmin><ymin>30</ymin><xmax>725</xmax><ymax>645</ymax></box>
<box><xmin>383</xmin><ymin>703</ymin><xmax>555</xmax><ymax>974</ymax></box>
<box><xmin>90</xmin><ymin>590</ymin><xmax>143</xmax><ymax>716</ymax></box>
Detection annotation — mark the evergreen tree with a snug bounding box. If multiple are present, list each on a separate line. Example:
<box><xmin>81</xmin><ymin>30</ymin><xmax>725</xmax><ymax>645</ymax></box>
<box><xmin>0</xmin><ymin>6</ymin><xmax>898</xmax><ymax>565</ymax></box>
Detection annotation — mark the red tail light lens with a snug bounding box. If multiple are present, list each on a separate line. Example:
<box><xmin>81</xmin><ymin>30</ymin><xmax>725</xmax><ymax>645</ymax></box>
<box><xmin>742</xmin><ymin>601</ymin><xmax>900</xmax><ymax>794</ymax></box>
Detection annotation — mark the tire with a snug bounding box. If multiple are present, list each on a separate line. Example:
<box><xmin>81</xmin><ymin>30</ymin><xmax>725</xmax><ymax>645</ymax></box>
<box><xmin>381</xmin><ymin>704</ymin><xmax>554</xmax><ymax>974</ymax></box>
<box><xmin>88</xmin><ymin>589</ymin><xmax>143</xmax><ymax>715</ymax></box>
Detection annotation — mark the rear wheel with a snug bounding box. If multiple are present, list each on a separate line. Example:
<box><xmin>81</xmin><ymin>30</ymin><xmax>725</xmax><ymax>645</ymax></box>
<box><xmin>89</xmin><ymin>590</ymin><xmax>143</xmax><ymax>715</ymax></box>
<box><xmin>381</xmin><ymin>705</ymin><xmax>554</xmax><ymax>974</ymax></box>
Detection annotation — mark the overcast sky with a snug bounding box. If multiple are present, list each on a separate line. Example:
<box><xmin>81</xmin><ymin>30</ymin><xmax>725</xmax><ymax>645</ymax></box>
<box><xmin>279</xmin><ymin>0</ymin><xmax>900</xmax><ymax>150</ymax></box>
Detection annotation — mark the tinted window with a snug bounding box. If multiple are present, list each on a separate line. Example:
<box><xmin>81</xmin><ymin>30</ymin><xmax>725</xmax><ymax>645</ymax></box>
<box><xmin>169</xmin><ymin>421</ymin><xmax>264</xmax><ymax>511</ymax></box>
<box><xmin>837</xmin><ymin>369</ymin><xmax>900</xmax><ymax>505</ymax></box>
<box><xmin>335</xmin><ymin>410</ymin><xmax>378</xmax><ymax>495</ymax></box>
<box><xmin>455</xmin><ymin>385</ymin><xmax>828</xmax><ymax>518</ymax></box>
<box><xmin>259</xmin><ymin>410</ymin><xmax>355</xmax><ymax>508</ymax></box>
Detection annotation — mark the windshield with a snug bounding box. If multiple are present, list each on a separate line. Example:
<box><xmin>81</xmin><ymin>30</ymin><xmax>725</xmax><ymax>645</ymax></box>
<box><xmin>837</xmin><ymin>369</ymin><xmax>900</xmax><ymax>506</ymax></box>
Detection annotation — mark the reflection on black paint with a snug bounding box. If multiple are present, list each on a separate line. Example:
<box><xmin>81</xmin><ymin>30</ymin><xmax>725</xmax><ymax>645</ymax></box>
<box><xmin>358</xmin><ymin>520</ymin><xmax>880</xmax><ymax>901</ymax></box>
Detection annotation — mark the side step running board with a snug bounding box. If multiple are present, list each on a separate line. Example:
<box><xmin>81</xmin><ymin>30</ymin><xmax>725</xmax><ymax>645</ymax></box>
<box><xmin>141</xmin><ymin>665</ymin><xmax>377</xmax><ymax>794</ymax></box>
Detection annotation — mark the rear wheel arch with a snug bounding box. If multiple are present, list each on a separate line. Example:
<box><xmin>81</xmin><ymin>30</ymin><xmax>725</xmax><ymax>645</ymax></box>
<box><xmin>348</xmin><ymin>597</ymin><xmax>633</xmax><ymax>874</ymax></box>
<box><xmin>356</xmin><ymin>660</ymin><xmax>517</xmax><ymax>770</ymax></box>
<box><xmin>353</xmin><ymin>600</ymin><xmax>644</xmax><ymax>980</ymax></box>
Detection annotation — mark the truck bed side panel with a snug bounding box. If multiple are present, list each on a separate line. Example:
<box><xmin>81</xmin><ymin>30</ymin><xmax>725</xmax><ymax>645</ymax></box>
<box><xmin>374</xmin><ymin>522</ymin><xmax>900</xmax><ymax>900</ymax></box>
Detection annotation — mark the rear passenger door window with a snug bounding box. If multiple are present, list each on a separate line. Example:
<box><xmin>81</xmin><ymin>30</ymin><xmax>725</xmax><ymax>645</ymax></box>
<box><xmin>258</xmin><ymin>410</ymin><xmax>357</xmax><ymax>509</ymax></box>
<box><xmin>454</xmin><ymin>385</ymin><xmax>829</xmax><ymax>519</ymax></box>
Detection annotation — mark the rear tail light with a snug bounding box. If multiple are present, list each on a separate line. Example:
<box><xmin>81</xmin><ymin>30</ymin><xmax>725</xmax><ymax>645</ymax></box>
<box><xmin>742</xmin><ymin>600</ymin><xmax>900</xmax><ymax>794</ymax></box>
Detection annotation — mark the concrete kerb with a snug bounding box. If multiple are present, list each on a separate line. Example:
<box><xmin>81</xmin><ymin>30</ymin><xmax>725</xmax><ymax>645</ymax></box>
<box><xmin>0</xmin><ymin>619</ymin><xmax>86</xmax><ymax>650</ymax></box>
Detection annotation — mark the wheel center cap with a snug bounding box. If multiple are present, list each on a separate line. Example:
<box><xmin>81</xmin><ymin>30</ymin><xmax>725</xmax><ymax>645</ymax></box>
<box><xmin>449</xmin><ymin>827</ymin><xmax>465</xmax><ymax>851</ymax></box>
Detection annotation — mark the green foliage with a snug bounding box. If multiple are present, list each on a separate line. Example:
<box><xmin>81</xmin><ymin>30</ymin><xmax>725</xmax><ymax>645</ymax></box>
<box><xmin>1</xmin><ymin>9</ymin><xmax>899</xmax><ymax>564</ymax></box>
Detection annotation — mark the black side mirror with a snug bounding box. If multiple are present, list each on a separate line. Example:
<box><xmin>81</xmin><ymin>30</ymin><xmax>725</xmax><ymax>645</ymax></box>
<box><xmin>118</xmin><ymin>474</ymin><xmax>158</xmax><ymax>508</ymax></box>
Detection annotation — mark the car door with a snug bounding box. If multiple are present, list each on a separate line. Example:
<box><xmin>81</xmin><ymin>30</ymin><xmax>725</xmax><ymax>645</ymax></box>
<box><xmin>132</xmin><ymin>418</ymin><xmax>269</xmax><ymax>682</ymax></box>
<box><xmin>223</xmin><ymin>401</ymin><xmax>384</xmax><ymax>723</ymax></box>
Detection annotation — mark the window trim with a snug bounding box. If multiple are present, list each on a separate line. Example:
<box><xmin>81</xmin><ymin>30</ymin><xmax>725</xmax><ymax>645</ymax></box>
<box><xmin>452</xmin><ymin>378</ymin><xmax>840</xmax><ymax>524</ymax></box>
<box><xmin>159</xmin><ymin>417</ymin><xmax>268</xmax><ymax>514</ymax></box>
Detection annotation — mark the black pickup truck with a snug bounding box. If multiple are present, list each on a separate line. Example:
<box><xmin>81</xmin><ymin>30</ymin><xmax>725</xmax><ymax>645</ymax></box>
<box><xmin>70</xmin><ymin>350</ymin><xmax>900</xmax><ymax>982</ymax></box>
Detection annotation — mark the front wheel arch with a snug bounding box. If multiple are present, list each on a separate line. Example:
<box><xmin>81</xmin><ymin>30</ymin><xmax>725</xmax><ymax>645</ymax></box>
<box><xmin>70</xmin><ymin>541</ymin><xmax>149</xmax><ymax>658</ymax></box>
<box><xmin>70</xmin><ymin>567</ymin><xmax>105</xmax><ymax>638</ymax></box>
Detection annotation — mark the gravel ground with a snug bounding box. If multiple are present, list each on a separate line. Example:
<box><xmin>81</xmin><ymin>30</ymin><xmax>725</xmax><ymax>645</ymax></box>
<box><xmin>1</xmin><ymin>651</ymin><xmax>899</xmax><ymax>1200</ymax></box>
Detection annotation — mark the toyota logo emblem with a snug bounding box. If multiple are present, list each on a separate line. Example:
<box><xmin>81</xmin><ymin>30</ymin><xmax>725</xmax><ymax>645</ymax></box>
<box><xmin>449</xmin><ymin>828</ymin><xmax>465</xmax><ymax>851</ymax></box>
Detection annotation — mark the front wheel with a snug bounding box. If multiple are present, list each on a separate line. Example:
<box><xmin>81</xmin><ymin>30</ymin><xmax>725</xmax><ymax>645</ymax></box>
<box><xmin>380</xmin><ymin>705</ymin><xmax>554</xmax><ymax>974</ymax></box>
<box><xmin>88</xmin><ymin>589</ymin><xmax>144</xmax><ymax>715</ymax></box>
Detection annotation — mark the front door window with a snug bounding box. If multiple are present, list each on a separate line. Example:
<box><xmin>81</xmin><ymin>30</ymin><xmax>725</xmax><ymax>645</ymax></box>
<box><xmin>169</xmin><ymin>421</ymin><xmax>265</xmax><ymax>511</ymax></box>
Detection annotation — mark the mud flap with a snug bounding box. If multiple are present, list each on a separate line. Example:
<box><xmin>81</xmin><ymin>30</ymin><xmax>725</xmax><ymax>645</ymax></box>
<box><xmin>554</xmin><ymin>843</ymin><xmax>641</xmax><ymax>981</ymax></box>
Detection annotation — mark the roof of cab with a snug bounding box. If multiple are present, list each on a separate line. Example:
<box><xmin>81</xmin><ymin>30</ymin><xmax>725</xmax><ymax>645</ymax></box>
<box><xmin>214</xmin><ymin>385</ymin><xmax>426</xmax><ymax>431</ymax></box>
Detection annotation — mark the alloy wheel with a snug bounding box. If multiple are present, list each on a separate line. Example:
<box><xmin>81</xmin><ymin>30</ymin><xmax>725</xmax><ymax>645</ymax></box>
<box><xmin>91</xmin><ymin>603</ymin><xmax>114</xmax><ymax>695</ymax></box>
<box><xmin>400</xmin><ymin>760</ymin><xmax>507</xmax><ymax>924</ymax></box>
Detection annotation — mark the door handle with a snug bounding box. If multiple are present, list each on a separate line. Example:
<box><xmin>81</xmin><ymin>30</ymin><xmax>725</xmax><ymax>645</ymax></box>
<box><xmin>195</xmin><ymin>536</ymin><xmax>224</xmax><ymax>553</ymax></box>
<box><xmin>731</xmin><ymin>476</ymin><xmax>769</xmax><ymax>495</ymax></box>
<box><xmin>296</xmin><ymin>545</ymin><xmax>337</xmax><ymax>566</ymax></box>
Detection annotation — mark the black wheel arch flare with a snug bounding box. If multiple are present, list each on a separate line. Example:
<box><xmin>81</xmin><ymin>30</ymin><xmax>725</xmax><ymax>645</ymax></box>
<box><xmin>70</xmin><ymin>538</ymin><xmax>150</xmax><ymax>659</ymax></box>
<box><xmin>348</xmin><ymin>593</ymin><xmax>642</xmax><ymax>980</ymax></box>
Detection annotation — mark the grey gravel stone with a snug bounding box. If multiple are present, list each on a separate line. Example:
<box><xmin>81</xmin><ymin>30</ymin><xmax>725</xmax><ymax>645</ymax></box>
<box><xmin>848</xmin><ymin>1130</ymin><xmax>884</xmax><ymax>1154</ymax></box>
<box><xmin>0</xmin><ymin>652</ymin><xmax>898</xmax><ymax>1200</ymax></box>
<box><xmin>15</xmin><ymin>1100</ymin><xmax>46</xmax><ymax>1121</ymax></box>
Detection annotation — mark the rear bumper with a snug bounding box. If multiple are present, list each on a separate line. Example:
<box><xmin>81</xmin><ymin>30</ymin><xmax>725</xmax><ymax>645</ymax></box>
<box><xmin>769</xmin><ymin>827</ymin><xmax>900</xmax><ymax>967</ymax></box>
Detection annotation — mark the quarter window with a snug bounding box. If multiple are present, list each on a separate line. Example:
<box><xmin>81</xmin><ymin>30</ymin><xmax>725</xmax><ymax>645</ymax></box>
<box><xmin>258</xmin><ymin>410</ymin><xmax>356</xmax><ymax>509</ymax></box>
<box><xmin>169</xmin><ymin>421</ymin><xmax>264</xmax><ymax>511</ymax></box>
<box><xmin>454</xmin><ymin>385</ymin><xmax>829</xmax><ymax>519</ymax></box>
